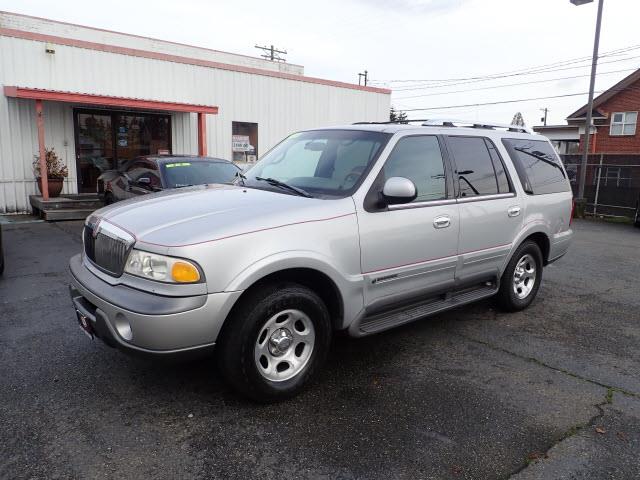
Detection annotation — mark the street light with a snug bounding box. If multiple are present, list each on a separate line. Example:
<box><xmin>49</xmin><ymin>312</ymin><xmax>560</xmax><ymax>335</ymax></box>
<box><xmin>572</xmin><ymin>0</ymin><xmax>604</xmax><ymax>218</ymax></box>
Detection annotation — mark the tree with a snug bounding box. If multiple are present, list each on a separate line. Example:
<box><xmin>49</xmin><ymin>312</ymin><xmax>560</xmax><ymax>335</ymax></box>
<box><xmin>511</xmin><ymin>112</ymin><xmax>526</xmax><ymax>126</ymax></box>
<box><xmin>390</xmin><ymin>106</ymin><xmax>408</xmax><ymax>124</ymax></box>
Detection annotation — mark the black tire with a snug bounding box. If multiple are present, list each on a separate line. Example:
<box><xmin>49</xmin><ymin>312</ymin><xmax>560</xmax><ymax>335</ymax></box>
<box><xmin>104</xmin><ymin>192</ymin><xmax>116</xmax><ymax>205</ymax></box>
<box><xmin>634</xmin><ymin>200</ymin><xmax>640</xmax><ymax>228</ymax></box>
<box><xmin>216</xmin><ymin>282</ymin><xmax>332</xmax><ymax>402</ymax></box>
<box><xmin>495</xmin><ymin>241</ymin><xmax>543</xmax><ymax>312</ymax></box>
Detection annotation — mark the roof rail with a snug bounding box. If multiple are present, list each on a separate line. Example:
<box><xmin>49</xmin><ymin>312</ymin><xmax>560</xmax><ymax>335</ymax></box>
<box><xmin>352</xmin><ymin>118</ymin><xmax>533</xmax><ymax>134</ymax></box>
<box><xmin>421</xmin><ymin>118</ymin><xmax>533</xmax><ymax>134</ymax></box>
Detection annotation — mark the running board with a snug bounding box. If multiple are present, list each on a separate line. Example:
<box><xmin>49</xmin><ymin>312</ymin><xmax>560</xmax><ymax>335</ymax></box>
<box><xmin>358</xmin><ymin>281</ymin><xmax>498</xmax><ymax>335</ymax></box>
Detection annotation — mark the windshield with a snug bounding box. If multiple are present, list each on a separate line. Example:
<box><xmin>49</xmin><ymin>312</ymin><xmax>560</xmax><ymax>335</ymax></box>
<box><xmin>160</xmin><ymin>160</ymin><xmax>239</xmax><ymax>188</ymax></box>
<box><xmin>241</xmin><ymin>130</ymin><xmax>391</xmax><ymax>197</ymax></box>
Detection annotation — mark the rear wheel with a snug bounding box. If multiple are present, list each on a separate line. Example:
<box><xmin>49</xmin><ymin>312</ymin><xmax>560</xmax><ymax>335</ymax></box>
<box><xmin>216</xmin><ymin>282</ymin><xmax>332</xmax><ymax>402</ymax></box>
<box><xmin>495</xmin><ymin>241</ymin><xmax>543</xmax><ymax>312</ymax></box>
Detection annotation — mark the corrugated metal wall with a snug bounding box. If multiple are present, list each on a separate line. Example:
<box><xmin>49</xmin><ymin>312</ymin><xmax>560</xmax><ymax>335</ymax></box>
<box><xmin>0</xmin><ymin>34</ymin><xmax>390</xmax><ymax>212</ymax></box>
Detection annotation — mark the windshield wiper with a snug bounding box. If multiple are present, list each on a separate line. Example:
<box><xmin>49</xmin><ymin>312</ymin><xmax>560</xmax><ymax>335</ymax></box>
<box><xmin>255</xmin><ymin>177</ymin><xmax>313</xmax><ymax>198</ymax></box>
<box><xmin>173</xmin><ymin>184</ymin><xmax>194</xmax><ymax>189</ymax></box>
<box><xmin>514</xmin><ymin>147</ymin><xmax>566</xmax><ymax>177</ymax></box>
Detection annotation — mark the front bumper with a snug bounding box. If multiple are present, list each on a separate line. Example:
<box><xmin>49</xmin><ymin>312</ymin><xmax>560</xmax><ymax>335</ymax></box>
<box><xmin>68</xmin><ymin>254</ymin><xmax>242</xmax><ymax>356</ymax></box>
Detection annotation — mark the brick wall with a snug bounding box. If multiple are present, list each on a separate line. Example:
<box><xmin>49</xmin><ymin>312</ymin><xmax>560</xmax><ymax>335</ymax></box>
<box><xmin>578</xmin><ymin>76</ymin><xmax>640</xmax><ymax>154</ymax></box>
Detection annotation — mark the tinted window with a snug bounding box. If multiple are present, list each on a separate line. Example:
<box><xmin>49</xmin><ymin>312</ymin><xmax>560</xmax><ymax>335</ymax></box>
<box><xmin>383</xmin><ymin>136</ymin><xmax>446</xmax><ymax>202</ymax></box>
<box><xmin>502</xmin><ymin>139</ymin><xmax>570</xmax><ymax>195</ymax></box>
<box><xmin>485</xmin><ymin>139</ymin><xmax>511</xmax><ymax>193</ymax></box>
<box><xmin>447</xmin><ymin>136</ymin><xmax>500</xmax><ymax>197</ymax></box>
<box><xmin>160</xmin><ymin>160</ymin><xmax>239</xmax><ymax>188</ymax></box>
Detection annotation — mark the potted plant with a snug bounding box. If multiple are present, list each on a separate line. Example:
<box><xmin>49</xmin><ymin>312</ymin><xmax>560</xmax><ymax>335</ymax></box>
<box><xmin>33</xmin><ymin>148</ymin><xmax>68</xmax><ymax>198</ymax></box>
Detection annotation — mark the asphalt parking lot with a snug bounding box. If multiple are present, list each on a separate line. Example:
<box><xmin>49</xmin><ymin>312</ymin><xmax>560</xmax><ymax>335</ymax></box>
<box><xmin>1</xmin><ymin>219</ymin><xmax>639</xmax><ymax>479</ymax></box>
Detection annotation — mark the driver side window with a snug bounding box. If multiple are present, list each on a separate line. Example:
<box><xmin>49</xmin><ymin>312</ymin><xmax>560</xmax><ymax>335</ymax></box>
<box><xmin>383</xmin><ymin>136</ymin><xmax>446</xmax><ymax>203</ymax></box>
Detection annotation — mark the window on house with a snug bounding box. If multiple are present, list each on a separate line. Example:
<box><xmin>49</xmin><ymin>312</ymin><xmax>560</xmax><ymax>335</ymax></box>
<box><xmin>610</xmin><ymin>112</ymin><xmax>637</xmax><ymax>136</ymax></box>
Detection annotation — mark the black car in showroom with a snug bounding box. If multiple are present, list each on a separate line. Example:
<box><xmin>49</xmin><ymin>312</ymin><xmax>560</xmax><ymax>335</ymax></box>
<box><xmin>97</xmin><ymin>155</ymin><xmax>241</xmax><ymax>204</ymax></box>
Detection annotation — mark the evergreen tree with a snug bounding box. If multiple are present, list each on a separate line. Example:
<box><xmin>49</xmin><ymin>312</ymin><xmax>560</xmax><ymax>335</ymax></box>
<box><xmin>389</xmin><ymin>106</ymin><xmax>408</xmax><ymax>124</ymax></box>
<box><xmin>511</xmin><ymin>112</ymin><xmax>526</xmax><ymax>126</ymax></box>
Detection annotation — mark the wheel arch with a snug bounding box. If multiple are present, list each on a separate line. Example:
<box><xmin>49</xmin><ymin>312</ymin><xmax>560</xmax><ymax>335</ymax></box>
<box><xmin>524</xmin><ymin>231</ymin><xmax>551</xmax><ymax>265</ymax></box>
<box><xmin>223</xmin><ymin>267</ymin><xmax>345</xmax><ymax>333</ymax></box>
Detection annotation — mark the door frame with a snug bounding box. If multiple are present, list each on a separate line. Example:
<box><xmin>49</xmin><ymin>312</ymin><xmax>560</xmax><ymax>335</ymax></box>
<box><xmin>73</xmin><ymin>108</ymin><xmax>172</xmax><ymax>193</ymax></box>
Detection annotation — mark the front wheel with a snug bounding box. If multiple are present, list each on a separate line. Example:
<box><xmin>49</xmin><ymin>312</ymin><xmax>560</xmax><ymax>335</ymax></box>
<box><xmin>216</xmin><ymin>283</ymin><xmax>332</xmax><ymax>402</ymax></box>
<box><xmin>495</xmin><ymin>241</ymin><xmax>543</xmax><ymax>312</ymax></box>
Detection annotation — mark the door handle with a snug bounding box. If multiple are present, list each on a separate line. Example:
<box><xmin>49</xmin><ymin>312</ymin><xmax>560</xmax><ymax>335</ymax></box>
<box><xmin>508</xmin><ymin>206</ymin><xmax>521</xmax><ymax>217</ymax></box>
<box><xmin>433</xmin><ymin>215</ymin><xmax>451</xmax><ymax>228</ymax></box>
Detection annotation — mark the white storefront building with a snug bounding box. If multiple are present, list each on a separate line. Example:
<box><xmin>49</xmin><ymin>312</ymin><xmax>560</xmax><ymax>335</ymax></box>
<box><xmin>0</xmin><ymin>11</ymin><xmax>390</xmax><ymax>213</ymax></box>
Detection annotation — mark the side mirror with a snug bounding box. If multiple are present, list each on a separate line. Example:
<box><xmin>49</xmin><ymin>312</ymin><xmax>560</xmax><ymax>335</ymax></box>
<box><xmin>137</xmin><ymin>177</ymin><xmax>151</xmax><ymax>187</ymax></box>
<box><xmin>382</xmin><ymin>177</ymin><xmax>417</xmax><ymax>204</ymax></box>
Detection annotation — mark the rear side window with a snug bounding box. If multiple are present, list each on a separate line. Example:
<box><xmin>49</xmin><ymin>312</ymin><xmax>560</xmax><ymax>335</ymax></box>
<box><xmin>502</xmin><ymin>139</ymin><xmax>570</xmax><ymax>195</ymax></box>
<box><xmin>446</xmin><ymin>136</ymin><xmax>511</xmax><ymax>197</ymax></box>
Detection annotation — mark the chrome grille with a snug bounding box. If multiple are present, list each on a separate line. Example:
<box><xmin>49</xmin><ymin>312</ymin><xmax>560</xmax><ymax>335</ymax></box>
<box><xmin>83</xmin><ymin>219</ymin><xmax>134</xmax><ymax>276</ymax></box>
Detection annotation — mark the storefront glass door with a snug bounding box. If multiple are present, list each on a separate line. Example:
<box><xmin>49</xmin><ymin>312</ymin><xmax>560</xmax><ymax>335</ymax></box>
<box><xmin>74</xmin><ymin>109</ymin><xmax>171</xmax><ymax>193</ymax></box>
<box><xmin>75</xmin><ymin>113</ymin><xmax>113</xmax><ymax>193</ymax></box>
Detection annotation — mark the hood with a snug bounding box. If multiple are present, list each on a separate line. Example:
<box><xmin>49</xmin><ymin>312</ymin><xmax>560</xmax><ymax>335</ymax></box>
<box><xmin>93</xmin><ymin>184</ymin><xmax>354</xmax><ymax>248</ymax></box>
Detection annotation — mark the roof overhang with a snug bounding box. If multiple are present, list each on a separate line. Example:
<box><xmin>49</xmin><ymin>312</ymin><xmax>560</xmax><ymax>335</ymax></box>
<box><xmin>3</xmin><ymin>86</ymin><xmax>218</xmax><ymax>114</ymax></box>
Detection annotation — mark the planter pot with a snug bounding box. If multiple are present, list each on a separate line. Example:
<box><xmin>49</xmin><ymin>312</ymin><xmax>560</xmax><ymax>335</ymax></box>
<box><xmin>37</xmin><ymin>177</ymin><xmax>64</xmax><ymax>198</ymax></box>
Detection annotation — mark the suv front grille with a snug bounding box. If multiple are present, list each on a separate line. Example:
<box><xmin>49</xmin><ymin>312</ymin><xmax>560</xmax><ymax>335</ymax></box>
<box><xmin>83</xmin><ymin>220</ymin><xmax>134</xmax><ymax>276</ymax></box>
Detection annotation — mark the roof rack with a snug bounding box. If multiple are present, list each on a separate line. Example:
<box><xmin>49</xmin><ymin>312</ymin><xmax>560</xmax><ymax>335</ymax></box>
<box><xmin>352</xmin><ymin>118</ymin><xmax>533</xmax><ymax>134</ymax></box>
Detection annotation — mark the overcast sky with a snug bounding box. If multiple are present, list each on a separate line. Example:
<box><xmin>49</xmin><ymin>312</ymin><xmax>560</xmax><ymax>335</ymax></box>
<box><xmin>2</xmin><ymin>0</ymin><xmax>639</xmax><ymax>126</ymax></box>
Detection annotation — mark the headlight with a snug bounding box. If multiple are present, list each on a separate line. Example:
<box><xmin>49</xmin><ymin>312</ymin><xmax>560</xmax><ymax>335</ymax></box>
<box><xmin>125</xmin><ymin>249</ymin><xmax>202</xmax><ymax>283</ymax></box>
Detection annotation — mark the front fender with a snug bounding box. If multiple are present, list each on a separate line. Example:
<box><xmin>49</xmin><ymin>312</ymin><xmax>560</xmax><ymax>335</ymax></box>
<box><xmin>225</xmin><ymin>250</ymin><xmax>365</xmax><ymax>330</ymax></box>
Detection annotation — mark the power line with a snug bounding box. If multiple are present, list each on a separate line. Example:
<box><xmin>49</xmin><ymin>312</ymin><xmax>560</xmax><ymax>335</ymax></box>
<box><xmin>396</xmin><ymin>91</ymin><xmax>599</xmax><ymax>112</ymax></box>
<box><xmin>372</xmin><ymin>43</ymin><xmax>640</xmax><ymax>85</ymax></box>
<box><xmin>389</xmin><ymin>54</ymin><xmax>640</xmax><ymax>92</ymax></box>
<box><xmin>396</xmin><ymin>85</ymin><xmax>640</xmax><ymax>112</ymax></box>
<box><xmin>392</xmin><ymin>66</ymin><xmax>639</xmax><ymax>100</ymax></box>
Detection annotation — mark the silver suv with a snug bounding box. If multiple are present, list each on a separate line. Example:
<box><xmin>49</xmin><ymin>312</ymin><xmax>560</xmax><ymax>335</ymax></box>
<box><xmin>69</xmin><ymin>120</ymin><xmax>573</xmax><ymax>401</ymax></box>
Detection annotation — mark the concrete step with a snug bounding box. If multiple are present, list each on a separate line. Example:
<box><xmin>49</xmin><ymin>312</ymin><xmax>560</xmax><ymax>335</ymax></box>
<box><xmin>29</xmin><ymin>194</ymin><xmax>103</xmax><ymax>211</ymax></box>
<box><xmin>41</xmin><ymin>208</ymin><xmax>96</xmax><ymax>221</ymax></box>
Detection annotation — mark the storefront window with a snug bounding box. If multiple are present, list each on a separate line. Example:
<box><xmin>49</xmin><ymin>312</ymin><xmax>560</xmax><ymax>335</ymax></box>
<box><xmin>74</xmin><ymin>109</ymin><xmax>171</xmax><ymax>193</ymax></box>
<box><xmin>232</xmin><ymin>121</ymin><xmax>258</xmax><ymax>163</ymax></box>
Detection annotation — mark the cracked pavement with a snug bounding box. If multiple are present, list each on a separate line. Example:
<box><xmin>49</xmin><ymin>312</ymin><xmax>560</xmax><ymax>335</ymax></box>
<box><xmin>0</xmin><ymin>219</ymin><xmax>638</xmax><ymax>479</ymax></box>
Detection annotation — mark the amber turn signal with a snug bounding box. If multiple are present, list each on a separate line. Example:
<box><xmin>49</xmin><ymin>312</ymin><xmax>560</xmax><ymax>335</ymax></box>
<box><xmin>171</xmin><ymin>261</ymin><xmax>201</xmax><ymax>283</ymax></box>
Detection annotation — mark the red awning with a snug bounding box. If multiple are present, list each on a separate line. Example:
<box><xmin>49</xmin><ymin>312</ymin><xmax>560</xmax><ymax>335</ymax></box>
<box><xmin>3</xmin><ymin>86</ymin><xmax>218</xmax><ymax>114</ymax></box>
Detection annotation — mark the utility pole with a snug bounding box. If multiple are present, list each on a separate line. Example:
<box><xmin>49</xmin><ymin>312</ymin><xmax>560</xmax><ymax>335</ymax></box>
<box><xmin>358</xmin><ymin>70</ymin><xmax>368</xmax><ymax>86</ymax></box>
<box><xmin>254</xmin><ymin>44</ymin><xmax>287</xmax><ymax>62</ymax></box>
<box><xmin>571</xmin><ymin>0</ymin><xmax>604</xmax><ymax>217</ymax></box>
<box><xmin>540</xmin><ymin>107</ymin><xmax>549</xmax><ymax>126</ymax></box>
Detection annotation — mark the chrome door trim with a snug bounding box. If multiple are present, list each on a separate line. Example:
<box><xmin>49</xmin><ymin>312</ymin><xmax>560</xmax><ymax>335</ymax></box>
<box><xmin>457</xmin><ymin>193</ymin><xmax>516</xmax><ymax>204</ymax></box>
<box><xmin>387</xmin><ymin>198</ymin><xmax>457</xmax><ymax>211</ymax></box>
<box><xmin>370</xmin><ymin>264</ymin><xmax>455</xmax><ymax>285</ymax></box>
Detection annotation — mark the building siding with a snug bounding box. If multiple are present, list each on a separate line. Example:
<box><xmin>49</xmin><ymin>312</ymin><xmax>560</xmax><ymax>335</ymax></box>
<box><xmin>0</xmin><ymin>26</ymin><xmax>390</xmax><ymax>213</ymax></box>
